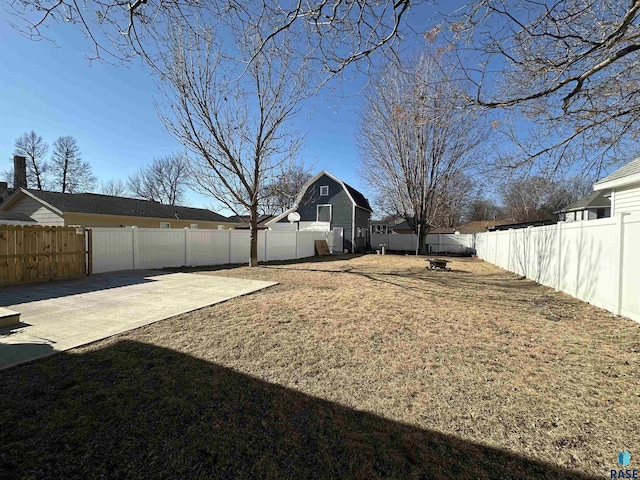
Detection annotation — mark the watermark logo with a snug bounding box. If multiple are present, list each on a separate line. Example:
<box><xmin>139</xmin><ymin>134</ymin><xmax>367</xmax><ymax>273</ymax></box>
<box><xmin>611</xmin><ymin>450</ymin><xmax>637</xmax><ymax>479</ymax></box>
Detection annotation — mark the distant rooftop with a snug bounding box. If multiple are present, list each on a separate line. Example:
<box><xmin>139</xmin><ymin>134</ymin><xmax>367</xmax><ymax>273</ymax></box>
<box><xmin>7</xmin><ymin>189</ymin><xmax>232</xmax><ymax>223</ymax></box>
<box><xmin>559</xmin><ymin>191</ymin><xmax>610</xmax><ymax>213</ymax></box>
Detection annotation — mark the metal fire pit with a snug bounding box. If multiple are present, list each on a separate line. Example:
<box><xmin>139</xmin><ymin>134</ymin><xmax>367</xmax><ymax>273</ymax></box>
<box><xmin>427</xmin><ymin>258</ymin><xmax>451</xmax><ymax>271</ymax></box>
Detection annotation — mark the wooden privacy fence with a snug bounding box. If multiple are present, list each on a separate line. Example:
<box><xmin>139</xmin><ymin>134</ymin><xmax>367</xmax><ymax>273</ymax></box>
<box><xmin>0</xmin><ymin>225</ymin><xmax>88</xmax><ymax>286</ymax></box>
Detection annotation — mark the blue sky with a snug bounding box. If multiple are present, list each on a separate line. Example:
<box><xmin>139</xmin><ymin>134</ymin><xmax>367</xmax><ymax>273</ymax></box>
<box><xmin>0</xmin><ymin>6</ymin><xmax>402</xmax><ymax>212</ymax></box>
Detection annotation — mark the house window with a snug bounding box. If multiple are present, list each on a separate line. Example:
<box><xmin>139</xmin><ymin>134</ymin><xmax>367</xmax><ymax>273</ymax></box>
<box><xmin>319</xmin><ymin>185</ymin><xmax>329</xmax><ymax>196</ymax></box>
<box><xmin>317</xmin><ymin>204</ymin><xmax>332</xmax><ymax>222</ymax></box>
<box><xmin>595</xmin><ymin>208</ymin><xmax>606</xmax><ymax>219</ymax></box>
<box><xmin>190</xmin><ymin>224</ymin><xmax>199</xmax><ymax>229</ymax></box>
<box><xmin>160</xmin><ymin>222</ymin><xmax>171</xmax><ymax>228</ymax></box>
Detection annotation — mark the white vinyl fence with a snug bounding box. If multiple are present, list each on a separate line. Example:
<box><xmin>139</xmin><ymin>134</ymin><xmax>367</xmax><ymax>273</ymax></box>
<box><xmin>476</xmin><ymin>214</ymin><xmax>640</xmax><ymax>323</ymax></box>
<box><xmin>371</xmin><ymin>232</ymin><xmax>473</xmax><ymax>253</ymax></box>
<box><xmin>91</xmin><ymin>227</ymin><xmax>333</xmax><ymax>274</ymax></box>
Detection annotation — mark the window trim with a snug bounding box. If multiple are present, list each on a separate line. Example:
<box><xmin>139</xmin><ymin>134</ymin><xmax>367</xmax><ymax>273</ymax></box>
<box><xmin>319</xmin><ymin>185</ymin><xmax>329</xmax><ymax>196</ymax></box>
<box><xmin>316</xmin><ymin>204</ymin><xmax>332</xmax><ymax>223</ymax></box>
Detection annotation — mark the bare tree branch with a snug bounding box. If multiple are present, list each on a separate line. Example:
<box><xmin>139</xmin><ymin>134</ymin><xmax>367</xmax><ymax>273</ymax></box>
<box><xmin>9</xmin><ymin>0</ymin><xmax>422</xmax><ymax>82</ymax></box>
<box><xmin>50</xmin><ymin>135</ymin><xmax>96</xmax><ymax>193</ymax></box>
<box><xmin>127</xmin><ymin>153</ymin><xmax>190</xmax><ymax>205</ymax></box>
<box><xmin>357</xmin><ymin>52</ymin><xmax>489</xmax><ymax>253</ymax></box>
<box><xmin>12</xmin><ymin>130</ymin><xmax>49</xmax><ymax>190</ymax></box>
<box><xmin>157</xmin><ymin>20</ymin><xmax>309</xmax><ymax>266</ymax></box>
<box><xmin>443</xmin><ymin>0</ymin><xmax>640</xmax><ymax>176</ymax></box>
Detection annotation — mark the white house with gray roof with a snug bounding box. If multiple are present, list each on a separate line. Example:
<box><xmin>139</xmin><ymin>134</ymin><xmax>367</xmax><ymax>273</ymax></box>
<box><xmin>594</xmin><ymin>156</ymin><xmax>640</xmax><ymax>216</ymax></box>
<box><xmin>557</xmin><ymin>190</ymin><xmax>611</xmax><ymax>222</ymax></box>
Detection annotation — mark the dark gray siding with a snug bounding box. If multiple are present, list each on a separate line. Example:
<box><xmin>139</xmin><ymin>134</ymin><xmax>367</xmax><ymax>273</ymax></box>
<box><xmin>354</xmin><ymin>206</ymin><xmax>371</xmax><ymax>252</ymax></box>
<box><xmin>297</xmin><ymin>175</ymin><xmax>354</xmax><ymax>251</ymax></box>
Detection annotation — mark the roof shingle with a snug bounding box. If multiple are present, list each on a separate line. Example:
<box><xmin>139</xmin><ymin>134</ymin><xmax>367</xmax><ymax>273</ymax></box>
<box><xmin>559</xmin><ymin>190</ymin><xmax>610</xmax><ymax>212</ymax></box>
<box><xmin>24</xmin><ymin>190</ymin><xmax>231</xmax><ymax>223</ymax></box>
<box><xmin>343</xmin><ymin>183</ymin><xmax>372</xmax><ymax>211</ymax></box>
<box><xmin>596</xmin><ymin>156</ymin><xmax>640</xmax><ymax>185</ymax></box>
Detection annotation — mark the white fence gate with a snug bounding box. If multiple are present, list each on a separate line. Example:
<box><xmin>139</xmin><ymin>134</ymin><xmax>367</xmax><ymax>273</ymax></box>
<box><xmin>370</xmin><ymin>232</ymin><xmax>473</xmax><ymax>253</ymax></box>
<box><xmin>331</xmin><ymin>228</ymin><xmax>344</xmax><ymax>253</ymax></box>
<box><xmin>91</xmin><ymin>227</ymin><xmax>333</xmax><ymax>274</ymax></box>
<box><xmin>476</xmin><ymin>214</ymin><xmax>640</xmax><ymax>323</ymax></box>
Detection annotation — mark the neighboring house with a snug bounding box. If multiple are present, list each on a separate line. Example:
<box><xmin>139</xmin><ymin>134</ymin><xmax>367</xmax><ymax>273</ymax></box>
<box><xmin>0</xmin><ymin>182</ymin><xmax>14</xmax><ymax>205</ymax></box>
<box><xmin>265</xmin><ymin>170</ymin><xmax>373</xmax><ymax>253</ymax></box>
<box><xmin>429</xmin><ymin>226</ymin><xmax>458</xmax><ymax>234</ymax></box>
<box><xmin>390</xmin><ymin>220</ymin><xmax>415</xmax><ymax>234</ymax></box>
<box><xmin>370</xmin><ymin>217</ymin><xmax>406</xmax><ymax>234</ymax></box>
<box><xmin>370</xmin><ymin>218</ymin><xmax>438</xmax><ymax>235</ymax></box>
<box><xmin>556</xmin><ymin>191</ymin><xmax>611</xmax><ymax>221</ymax></box>
<box><xmin>456</xmin><ymin>219</ymin><xmax>515</xmax><ymax>234</ymax></box>
<box><xmin>370</xmin><ymin>221</ymin><xmax>393</xmax><ymax>234</ymax></box>
<box><xmin>230</xmin><ymin>214</ymin><xmax>275</xmax><ymax>230</ymax></box>
<box><xmin>489</xmin><ymin>219</ymin><xmax>558</xmax><ymax>231</ymax></box>
<box><xmin>0</xmin><ymin>189</ymin><xmax>237</xmax><ymax>229</ymax></box>
<box><xmin>593</xmin><ymin>156</ymin><xmax>640</xmax><ymax>216</ymax></box>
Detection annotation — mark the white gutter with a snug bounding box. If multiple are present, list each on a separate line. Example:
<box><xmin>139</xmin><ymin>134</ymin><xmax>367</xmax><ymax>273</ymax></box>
<box><xmin>594</xmin><ymin>173</ymin><xmax>640</xmax><ymax>191</ymax></box>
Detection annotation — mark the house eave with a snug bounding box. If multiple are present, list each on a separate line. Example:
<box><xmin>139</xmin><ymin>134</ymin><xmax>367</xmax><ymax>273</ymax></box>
<box><xmin>594</xmin><ymin>173</ymin><xmax>640</xmax><ymax>191</ymax></box>
<box><xmin>0</xmin><ymin>188</ymin><xmax>65</xmax><ymax>217</ymax></box>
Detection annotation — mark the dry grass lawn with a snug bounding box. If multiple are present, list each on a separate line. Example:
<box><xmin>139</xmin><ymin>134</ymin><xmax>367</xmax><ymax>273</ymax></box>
<box><xmin>1</xmin><ymin>254</ymin><xmax>639</xmax><ymax>479</ymax></box>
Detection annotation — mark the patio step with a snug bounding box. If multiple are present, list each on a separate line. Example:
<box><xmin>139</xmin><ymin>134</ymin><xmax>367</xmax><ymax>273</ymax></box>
<box><xmin>0</xmin><ymin>308</ymin><xmax>20</xmax><ymax>328</ymax></box>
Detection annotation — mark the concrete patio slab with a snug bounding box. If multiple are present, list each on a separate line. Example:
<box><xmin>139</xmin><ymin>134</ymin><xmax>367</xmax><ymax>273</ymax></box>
<box><xmin>0</xmin><ymin>270</ymin><xmax>276</xmax><ymax>369</ymax></box>
<box><xmin>0</xmin><ymin>307</ymin><xmax>20</xmax><ymax>328</ymax></box>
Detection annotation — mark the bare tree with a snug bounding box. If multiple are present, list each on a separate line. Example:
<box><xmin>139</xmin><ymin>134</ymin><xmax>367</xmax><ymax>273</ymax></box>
<box><xmin>502</xmin><ymin>176</ymin><xmax>593</xmax><ymax>222</ymax></box>
<box><xmin>9</xmin><ymin>0</ymin><xmax>416</xmax><ymax>79</ymax></box>
<box><xmin>260</xmin><ymin>163</ymin><xmax>312</xmax><ymax>216</ymax></box>
<box><xmin>464</xmin><ymin>197</ymin><xmax>504</xmax><ymax>222</ymax></box>
<box><xmin>99</xmin><ymin>178</ymin><xmax>129</xmax><ymax>197</ymax></box>
<box><xmin>12</xmin><ymin>130</ymin><xmax>49</xmax><ymax>189</ymax></box>
<box><xmin>158</xmin><ymin>23</ymin><xmax>308</xmax><ymax>266</ymax></box>
<box><xmin>127</xmin><ymin>153</ymin><xmax>189</xmax><ymax>205</ymax></box>
<box><xmin>357</xmin><ymin>53</ymin><xmax>489</xmax><ymax>253</ymax></box>
<box><xmin>443</xmin><ymin>0</ymin><xmax>640</xmax><ymax>177</ymax></box>
<box><xmin>50</xmin><ymin>136</ymin><xmax>96</xmax><ymax>193</ymax></box>
<box><xmin>431</xmin><ymin>171</ymin><xmax>476</xmax><ymax>228</ymax></box>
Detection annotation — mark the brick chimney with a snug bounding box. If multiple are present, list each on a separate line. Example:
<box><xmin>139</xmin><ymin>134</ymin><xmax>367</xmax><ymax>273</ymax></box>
<box><xmin>13</xmin><ymin>155</ymin><xmax>27</xmax><ymax>190</ymax></box>
<box><xmin>0</xmin><ymin>181</ymin><xmax>8</xmax><ymax>205</ymax></box>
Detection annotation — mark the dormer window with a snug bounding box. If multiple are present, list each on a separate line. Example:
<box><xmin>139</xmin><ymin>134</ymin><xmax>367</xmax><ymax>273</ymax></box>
<box><xmin>319</xmin><ymin>185</ymin><xmax>329</xmax><ymax>196</ymax></box>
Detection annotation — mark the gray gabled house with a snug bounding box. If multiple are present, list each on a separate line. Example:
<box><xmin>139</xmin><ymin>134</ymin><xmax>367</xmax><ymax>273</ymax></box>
<box><xmin>265</xmin><ymin>171</ymin><xmax>373</xmax><ymax>253</ymax></box>
<box><xmin>556</xmin><ymin>190</ymin><xmax>611</xmax><ymax>221</ymax></box>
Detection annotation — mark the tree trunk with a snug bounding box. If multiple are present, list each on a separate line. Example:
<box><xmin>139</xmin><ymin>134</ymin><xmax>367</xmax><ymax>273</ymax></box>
<box><xmin>249</xmin><ymin>202</ymin><xmax>259</xmax><ymax>267</ymax></box>
<box><xmin>418</xmin><ymin>220</ymin><xmax>429</xmax><ymax>255</ymax></box>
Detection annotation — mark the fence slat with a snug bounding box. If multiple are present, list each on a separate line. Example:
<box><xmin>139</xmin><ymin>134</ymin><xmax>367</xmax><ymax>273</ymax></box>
<box><xmin>15</xmin><ymin>226</ymin><xmax>25</xmax><ymax>284</ymax></box>
<box><xmin>0</xmin><ymin>227</ymin><xmax>8</xmax><ymax>284</ymax></box>
<box><xmin>476</xmin><ymin>217</ymin><xmax>640</xmax><ymax>324</ymax></box>
<box><xmin>0</xmin><ymin>225</ymin><xmax>87</xmax><ymax>286</ymax></box>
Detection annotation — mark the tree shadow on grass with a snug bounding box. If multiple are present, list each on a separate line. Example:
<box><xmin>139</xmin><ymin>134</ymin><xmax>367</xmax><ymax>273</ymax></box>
<box><xmin>0</xmin><ymin>340</ymin><xmax>598</xmax><ymax>480</ymax></box>
<box><xmin>166</xmin><ymin>254</ymin><xmax>367</xmax><ymax>274</ymax></box>
<box><xmin>258</xmin><ymin>262</ymin><xmax>545</xmax><ymax>309</ymax></box>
